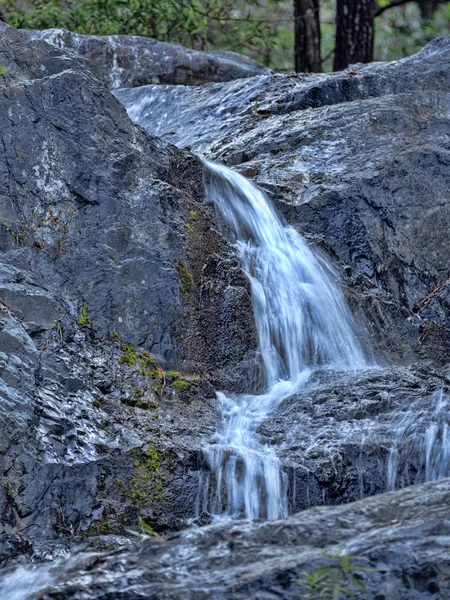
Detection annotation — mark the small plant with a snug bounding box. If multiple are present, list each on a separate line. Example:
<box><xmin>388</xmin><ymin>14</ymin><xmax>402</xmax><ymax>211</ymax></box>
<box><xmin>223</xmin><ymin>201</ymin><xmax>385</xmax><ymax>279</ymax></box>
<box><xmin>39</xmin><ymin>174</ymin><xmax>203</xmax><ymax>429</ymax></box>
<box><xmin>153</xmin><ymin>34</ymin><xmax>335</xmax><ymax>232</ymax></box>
<box><xmin>137</xmin><ymin>516</ymin><xmax>160</xmax><ymax>538</ymax></box>
<box><xmin>297</xmin><ymin>551</ymin><xmax>374</xmax><ymax>600</ymax></box>
<box><xmin>51</xmin><ymin>317</ymin><xmax>63</xmax><ymax>341</ymax></box>
<box><xmin>0</xmin><ymin>220</ymin><xmax>28</xmax><ymax>245</ymax></box>
<box><xmin>174</xmin><ymin>261</ymin><xmax>194</xmax><ymax>299</ymax></box>
<box><xmin>166</xmin><ymin>370</ymin><xmax>180</xmax><ymax>380</ymax></box>
<box><xmin>172</xmin><ymin>379</ymin><xmax>190</xmax><ymax>392</ymax></box>
<box><xmin>77</xmin><ymin>305</ymin><xmax>90</xmax><ymax>327</ymax></box>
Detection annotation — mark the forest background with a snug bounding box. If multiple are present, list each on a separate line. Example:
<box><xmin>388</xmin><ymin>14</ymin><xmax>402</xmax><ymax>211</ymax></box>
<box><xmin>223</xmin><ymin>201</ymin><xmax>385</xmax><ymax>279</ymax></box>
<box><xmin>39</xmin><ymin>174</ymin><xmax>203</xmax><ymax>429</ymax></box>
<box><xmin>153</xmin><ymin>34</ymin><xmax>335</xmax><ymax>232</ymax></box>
<box><xmin>1</xmin><ymin>0</ymin><xmax>449</xmax><ymax>72</ymax></box>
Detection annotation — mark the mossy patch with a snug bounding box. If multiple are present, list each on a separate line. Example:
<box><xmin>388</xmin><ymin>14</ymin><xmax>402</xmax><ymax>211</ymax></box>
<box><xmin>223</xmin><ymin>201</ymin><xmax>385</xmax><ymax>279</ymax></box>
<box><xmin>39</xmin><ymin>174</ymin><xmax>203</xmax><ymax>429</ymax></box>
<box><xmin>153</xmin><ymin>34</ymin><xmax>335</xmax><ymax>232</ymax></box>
<box><xmin>112</xmin><ymin>333</ymin><xmax>165</xmax><ymax>403</ymax></box>
<box><xmin>174</xmin><ymin>261</ymin><xmax>194</xmax><ymax>300</ymax></box>
<box><xmin>130</xmin><ymin>445</ymin><xmax>165</xmax><ymax>509</ymax></box>
<box><xmin>77</xmin><ymin>305</ymin><xmax>90</xmax><ymax>327</ymax></box>
<box><xmin>172</xmin><ymin>379</ymin><xmax>191</xmax><ymax>392</ymax></box>
<box><xmin>166</xmin><ymin>370</ymin><xmax>180</xmax><ymax>380</ymax></box>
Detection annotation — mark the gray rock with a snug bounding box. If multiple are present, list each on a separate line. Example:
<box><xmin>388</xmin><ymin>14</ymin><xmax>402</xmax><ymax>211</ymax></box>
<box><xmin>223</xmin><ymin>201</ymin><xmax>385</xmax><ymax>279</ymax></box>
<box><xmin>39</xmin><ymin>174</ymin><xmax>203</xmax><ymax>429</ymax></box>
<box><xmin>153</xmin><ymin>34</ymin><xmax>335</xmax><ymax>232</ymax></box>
<box><xmin>23</xmin><ymin>28</ymin><xmax>271</xmax><ymax>89</ymax></box>
<box><xmin>0</xmin><ymin>22</ymin><xmax>258</xmax><ymax>562</ymax></box>
<box><xmin>117</xmin><ymin>37</ymin><xmax>450</xmax><ymax>365</ymax></box>
<box><xmin>2</xmin><ymin>478</ymin><xmax>450</xmax><ymax>599</ymax></box>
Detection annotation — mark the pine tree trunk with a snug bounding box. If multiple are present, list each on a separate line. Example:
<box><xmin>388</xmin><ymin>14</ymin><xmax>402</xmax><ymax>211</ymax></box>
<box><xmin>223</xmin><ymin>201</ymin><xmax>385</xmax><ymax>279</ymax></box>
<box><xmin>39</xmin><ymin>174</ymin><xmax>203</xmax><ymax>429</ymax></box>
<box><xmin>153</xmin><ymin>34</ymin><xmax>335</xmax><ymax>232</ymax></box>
<box><xmin>334</xmin><ymin>0</ymin><xmax>375</xmax><ymax>71</ymax></box>
<box><xmin>294</xmin><ymin>0</ymin><xmax>322</xmax><ymax>73</ymax></box>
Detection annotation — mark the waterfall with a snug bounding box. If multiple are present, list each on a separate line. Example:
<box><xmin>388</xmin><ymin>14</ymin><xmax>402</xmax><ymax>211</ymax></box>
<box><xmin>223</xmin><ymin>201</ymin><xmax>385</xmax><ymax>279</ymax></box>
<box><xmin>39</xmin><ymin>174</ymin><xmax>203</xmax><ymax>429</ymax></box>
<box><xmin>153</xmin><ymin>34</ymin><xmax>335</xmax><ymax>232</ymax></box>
<box><xmin>204</xmin><ymin>160</ymin><xmax>367</xmax><ymax>520</ymax></box>
<box><xmin>387</xmin><ymin>390</ymin><xmax>450</xmax><ymax>490</ymax></box>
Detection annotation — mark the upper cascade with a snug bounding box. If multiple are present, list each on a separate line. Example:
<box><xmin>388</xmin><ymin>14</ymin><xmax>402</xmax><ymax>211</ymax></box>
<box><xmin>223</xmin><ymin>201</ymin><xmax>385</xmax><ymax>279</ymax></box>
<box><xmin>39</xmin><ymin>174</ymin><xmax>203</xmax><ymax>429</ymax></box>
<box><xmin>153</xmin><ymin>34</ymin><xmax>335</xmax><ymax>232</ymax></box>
<box><xmin>205</xmin><ymin>160</ymin><xmax>367</xmax><ymax>386</ymax></box>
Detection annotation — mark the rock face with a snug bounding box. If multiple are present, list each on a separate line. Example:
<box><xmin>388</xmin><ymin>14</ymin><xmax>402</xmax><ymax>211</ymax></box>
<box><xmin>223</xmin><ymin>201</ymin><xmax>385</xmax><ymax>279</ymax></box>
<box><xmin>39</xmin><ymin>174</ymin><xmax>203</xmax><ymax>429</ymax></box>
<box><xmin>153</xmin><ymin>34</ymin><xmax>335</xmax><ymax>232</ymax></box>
<box><xmin>117</xmin><ymin>36</ymin><xmax>450</xmax><ymax>366</ymax></box>
<box><xmin>24</xmin><ymin>28</ymin><xmax>270</xmax><ymax>88</ymax></box>
<box><xmin>2</xmin><ymin>478</ymin><xmax>450</xmax><ymax>599</ymax></box>
<box><xmin>1</xmin><ymin>19</ymin><xmax>450</xmax><ymax>592</ymax></box>
<box><xmin>265</xmin><ymin>365</ymin><xmax>450</xmax><ymax>511</ymax></box>
<box><xmin>0</xmin><ymin>22</ymin><xmax>259</xmax><ymax>563</ymax></box>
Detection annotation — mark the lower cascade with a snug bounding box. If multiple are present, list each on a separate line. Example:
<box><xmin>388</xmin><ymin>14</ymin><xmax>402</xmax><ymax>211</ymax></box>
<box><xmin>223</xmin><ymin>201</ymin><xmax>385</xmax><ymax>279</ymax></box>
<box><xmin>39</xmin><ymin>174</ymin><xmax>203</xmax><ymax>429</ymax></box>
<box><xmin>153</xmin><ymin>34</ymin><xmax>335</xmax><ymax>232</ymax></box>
<box><xmin>203</xmin><ymin>160</ymin><xmax>367</xmax><ymax>520</ymax></box>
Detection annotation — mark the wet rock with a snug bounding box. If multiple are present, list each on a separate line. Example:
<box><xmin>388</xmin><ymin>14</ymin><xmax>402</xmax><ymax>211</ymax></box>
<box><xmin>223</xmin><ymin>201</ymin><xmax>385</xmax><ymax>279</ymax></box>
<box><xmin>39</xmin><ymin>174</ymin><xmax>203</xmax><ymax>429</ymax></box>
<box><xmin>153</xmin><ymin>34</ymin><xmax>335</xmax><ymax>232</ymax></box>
<box><xmin>0</xmin><ymin>23</ymin><xmax>259</xmax><ymax>563</ymax></box>
<box><xmin>117</xmin><ymin>37</ymin><xmax>450</xmax><ymax>365</ymax></box>
<box><xmin>262</xmin><ymin>365</ymin><xmax>450</xmax><ymax>512</ymax></box>
<box><xmin>2</xmin><ymin>478</ymin><xmax>450</xmax><ymax>600</ymax></box>
<box><xmin>23</xmin><ymin>28</ymin><xmax>270</xmax><ymax>89</ymax></box>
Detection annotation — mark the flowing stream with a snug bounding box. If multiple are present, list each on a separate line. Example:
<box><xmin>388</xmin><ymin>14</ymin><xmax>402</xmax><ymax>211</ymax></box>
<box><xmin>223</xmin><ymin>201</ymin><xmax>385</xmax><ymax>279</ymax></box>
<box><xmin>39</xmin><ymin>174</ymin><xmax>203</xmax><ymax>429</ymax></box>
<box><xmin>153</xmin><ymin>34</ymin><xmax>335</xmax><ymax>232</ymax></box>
<box><xmin>203</xmin><ymin>161</ymin><xmax>366</xmax><ymax>520</ymax></box>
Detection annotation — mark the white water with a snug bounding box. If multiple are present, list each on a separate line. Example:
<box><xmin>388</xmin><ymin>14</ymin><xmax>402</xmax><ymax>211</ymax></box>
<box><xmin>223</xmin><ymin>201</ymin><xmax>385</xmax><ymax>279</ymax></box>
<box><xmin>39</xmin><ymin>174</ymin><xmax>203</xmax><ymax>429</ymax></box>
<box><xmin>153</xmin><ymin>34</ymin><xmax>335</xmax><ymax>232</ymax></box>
<box><xmin>204</xmin><ymin>160</ymin><xmax>367</xmax><ymax>520</ymax></box>
<box><xmin>387</xmin><ymin>389</ymin><xmax>450</xmax><ymax>491</ymax></box>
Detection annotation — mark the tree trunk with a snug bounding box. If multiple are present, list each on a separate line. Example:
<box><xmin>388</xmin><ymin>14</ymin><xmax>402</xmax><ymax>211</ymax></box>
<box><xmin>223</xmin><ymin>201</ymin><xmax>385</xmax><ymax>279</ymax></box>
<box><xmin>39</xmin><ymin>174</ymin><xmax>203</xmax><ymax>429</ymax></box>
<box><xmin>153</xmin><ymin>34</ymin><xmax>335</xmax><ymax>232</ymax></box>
<box><xmin>294</xmin><ymin>0</ymin><xmax>322</xmax><ymax>73</ymax></box>
<box><xmin>417</xmin><ymin>0</ymin><xmax>440</xmax><ymax>20</ymax></box>
<box><xmin>334</xmin><ymin>0</ymin><xmax>375</xmax><ymax>71</ymax></box>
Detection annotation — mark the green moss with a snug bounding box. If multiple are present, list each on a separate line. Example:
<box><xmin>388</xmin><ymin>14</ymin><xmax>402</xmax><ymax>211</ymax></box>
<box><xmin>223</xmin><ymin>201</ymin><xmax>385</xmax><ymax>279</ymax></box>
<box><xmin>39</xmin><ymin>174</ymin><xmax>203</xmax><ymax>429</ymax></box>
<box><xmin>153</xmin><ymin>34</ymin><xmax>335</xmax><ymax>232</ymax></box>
<box><xmin>138</xmin><ymin>351</ymin><xmax>157</xmax><ymax>367</ymax></box>
<box><xmin>77</xmin><ymin>305</ymin><xmax>90</xmax><ymax>327</ymax></box>
<box><xmin>0</xmin><ymin>66</ymin><xmax>8</xmax><ymax>76</ymax></box>
<box><xmin>93</xmin><ymin>399</ymin><xmax>101</xmax><ymax>409</ymax></box>
<box><xmin>113</xmin><ymin>334</ymin><xmax>163</xmax><ymax>399</ymax></box>
<box><xmin>172</xmin><ymin>379</ymin><xmax>191</xmax><ymax>392</ymax></box>
<box><xmin>174</xmin><ymin>261</ymin><xmax>194</xmax><ymax>300</ymax></box>
<box><xmin>184</xmin><ymin>222</ymin><xmax>194</xmax><ymax>234</ymax></box>
<box><xmin>119</xmin><ymin>348</ymin><xmax>138</xmax><ymax>365</ymax></box>
<box><xmin>166</xmin><ymin>370</ymin><xmax>180</xmax><ymax>380</ymax></box>
<box><xmin>130</xmin><ymin>445</ymin><xmax>165</xmax><ymax>509</ymax></box>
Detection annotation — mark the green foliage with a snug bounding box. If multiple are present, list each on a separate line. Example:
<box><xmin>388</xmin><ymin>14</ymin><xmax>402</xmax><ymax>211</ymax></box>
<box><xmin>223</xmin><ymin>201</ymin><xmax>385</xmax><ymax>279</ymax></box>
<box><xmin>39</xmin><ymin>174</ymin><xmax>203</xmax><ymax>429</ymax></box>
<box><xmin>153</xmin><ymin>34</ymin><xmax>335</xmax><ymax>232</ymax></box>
<box><xmin>0</xmin><ymin>66</ymin><xmax>8</xmax><ymax>75</ymax></box>
<box><xmin>297</xmin><ymin>551</ymin><xmax>376</xmax><ymax>600</ymax></box>
<box><xmin>166</xmin><ymin>370</ymin><xmax>180</xmax><ymax>379</ymax></box>
<box><xmin>375</xmin><ymin>2</ymin><xmax>450</xmax><ymax>62</ymax></box>
<box><xmin>77</xmin><ymin>305</ymin><xmax>90</xmax><ymax>327</ymax></box>
<box><xmin>1</xmin><ymin>0</ymin><xmax>278</xmax><ymax>61</ymax></box>
<box><xmin>5</xmin><ymin>479</ymin><xmax>19</xmax><ymax>499</ymax></box>
<box><xmin>1</xmin><ymin>0</ymin><xmax>448</xmax><ymax>71</ymax></box>
<box><xmin>137</xmin><ymin>516</ymin><xmax>161</xmax><ymax>538</ymax></box>
<box><xmin>172</xmin><ymin>379</ymin><xmax>191</xmax><ymax>392</ymax></box>
<box><xmin>174</xmin><ymin>261</ymin><xmax>194</xmax><ymax>300</ymax></box>
<box><xmin>130</xmin><ymin>445</ymin><xmax>164</xmax><ymax>508</ymax></box>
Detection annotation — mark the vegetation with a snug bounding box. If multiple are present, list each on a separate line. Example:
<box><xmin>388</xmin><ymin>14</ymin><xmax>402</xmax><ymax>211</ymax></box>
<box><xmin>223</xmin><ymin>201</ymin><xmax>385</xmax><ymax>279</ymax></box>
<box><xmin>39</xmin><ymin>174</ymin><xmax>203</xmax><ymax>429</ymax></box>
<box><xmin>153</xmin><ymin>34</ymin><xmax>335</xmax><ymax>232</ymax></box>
<box><xmin>174</xmin><ymin>261</ymin><xmax>194</xmax><ymax>300</ymax></box>
<box><xmin>297</xmin><ymin>551</ymin><xmax>376</xmax><ymax>599</ymax></box>
<box><xmin>130</xmin><ymin>445</ymin><xmax>164</xmax><ymax>509</ymax></box>
<box><xmin>1</xmin><ymin>0</ymin><xmax>448</xmax><ymax>71</ymax></box>
<box><xmin>77</xmin><ymin>305</ymin><xmax>90</xmax><ymax>327</ymax></box>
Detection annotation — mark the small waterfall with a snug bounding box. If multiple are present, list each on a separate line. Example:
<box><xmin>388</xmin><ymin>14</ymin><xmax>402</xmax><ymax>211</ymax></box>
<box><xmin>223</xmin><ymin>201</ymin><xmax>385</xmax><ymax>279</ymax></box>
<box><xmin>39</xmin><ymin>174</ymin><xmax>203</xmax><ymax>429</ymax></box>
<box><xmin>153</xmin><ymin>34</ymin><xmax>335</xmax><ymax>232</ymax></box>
<box><xmin>204</xmin><ymin>160</ymin><xmax>367</xmax><ymax>520</ymax></box>
<box><xmin>387</xmin><ymin>390</ymin><xmax>450</xmax><ymax>490</ymax></box>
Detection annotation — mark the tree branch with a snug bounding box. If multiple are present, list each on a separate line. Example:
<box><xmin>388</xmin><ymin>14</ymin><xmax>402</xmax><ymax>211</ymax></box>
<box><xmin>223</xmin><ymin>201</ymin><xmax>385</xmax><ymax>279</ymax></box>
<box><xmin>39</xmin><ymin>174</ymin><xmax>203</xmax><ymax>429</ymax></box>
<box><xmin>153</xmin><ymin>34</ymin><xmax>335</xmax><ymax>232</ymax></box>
<box><xmin>375</xmin><ymin>0</ymin><xmax>414</xmax><ymax>18</ymax></box>
<box><xmin>375</xmin><ymin>0</ymin><xmax>447</xmax><ymax>18</ymax></box>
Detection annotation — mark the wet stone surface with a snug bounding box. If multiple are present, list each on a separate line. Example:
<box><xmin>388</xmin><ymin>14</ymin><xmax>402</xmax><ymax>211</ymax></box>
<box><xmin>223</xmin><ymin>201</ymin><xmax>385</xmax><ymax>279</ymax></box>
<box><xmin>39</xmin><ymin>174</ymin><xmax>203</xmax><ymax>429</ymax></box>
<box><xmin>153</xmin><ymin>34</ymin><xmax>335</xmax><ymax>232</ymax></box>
<box><xmin>0</xmin><ymin>23</ymin><xmax>449</xmax><ymax>598</ymax></box>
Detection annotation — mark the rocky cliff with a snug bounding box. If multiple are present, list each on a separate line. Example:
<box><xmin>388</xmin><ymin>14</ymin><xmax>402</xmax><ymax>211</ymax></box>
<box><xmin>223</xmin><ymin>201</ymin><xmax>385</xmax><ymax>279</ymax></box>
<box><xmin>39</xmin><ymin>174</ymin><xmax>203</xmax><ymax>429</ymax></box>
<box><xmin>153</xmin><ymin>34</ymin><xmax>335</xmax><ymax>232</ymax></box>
<box><xmin>0</xmin><ymin>22</ymin><xmax>257</xmax><ymax>563</ymax></box>
<box><xmin>0</xmin><ymin>21</ymin><xmax>449</xmax><ymax>600</ymax></box>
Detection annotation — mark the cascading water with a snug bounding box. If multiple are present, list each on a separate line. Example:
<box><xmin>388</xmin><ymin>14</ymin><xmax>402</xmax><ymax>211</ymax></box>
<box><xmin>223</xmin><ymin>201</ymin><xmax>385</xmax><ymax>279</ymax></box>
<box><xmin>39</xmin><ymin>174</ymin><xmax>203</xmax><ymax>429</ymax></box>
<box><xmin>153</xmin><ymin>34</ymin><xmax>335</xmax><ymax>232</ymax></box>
<box><xmin>387</xmin><ymin>389</ymin><xmax>450</xmax><ymax>491</ymax></box>
<box><xmin>203</xmin><ymin>160</ymin><xmax>367</xmax><ymax>520</ymax></box>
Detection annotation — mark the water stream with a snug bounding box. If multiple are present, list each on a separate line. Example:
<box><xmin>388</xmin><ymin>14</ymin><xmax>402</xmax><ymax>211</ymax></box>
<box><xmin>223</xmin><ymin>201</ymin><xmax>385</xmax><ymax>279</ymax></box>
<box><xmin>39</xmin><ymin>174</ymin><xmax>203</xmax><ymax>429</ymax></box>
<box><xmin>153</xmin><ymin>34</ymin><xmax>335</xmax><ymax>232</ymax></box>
<box><xmin>203</xmin><ymin>160</ymin><xmax>366</xmax><ymax>520</ymax></box>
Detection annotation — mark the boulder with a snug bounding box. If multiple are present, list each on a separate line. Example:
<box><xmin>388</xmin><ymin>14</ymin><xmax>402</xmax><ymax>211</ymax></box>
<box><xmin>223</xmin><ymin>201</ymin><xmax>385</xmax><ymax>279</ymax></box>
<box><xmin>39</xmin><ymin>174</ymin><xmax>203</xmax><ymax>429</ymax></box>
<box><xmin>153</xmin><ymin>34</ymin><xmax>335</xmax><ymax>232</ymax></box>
<box><xmin>24</xmin><ymin>28</ymin><xmax>270</xmax><ymax>88</ymax></box>
<box><xmin>2</xmin><ymin>478</ymin><xmax>450</xmax><ymax>599</ymax></box>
